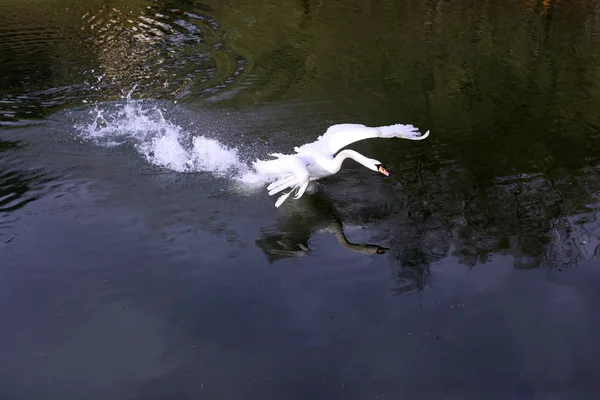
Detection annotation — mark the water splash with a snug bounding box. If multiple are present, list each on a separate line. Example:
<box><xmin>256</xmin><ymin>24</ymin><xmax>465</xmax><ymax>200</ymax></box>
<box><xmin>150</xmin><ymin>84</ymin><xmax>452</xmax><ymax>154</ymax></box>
<box><xmin>74</xmin><ymin>100</ymin><xmax>266</xmax><ymax>186</ymax></box>
<box><xmin>125</xmin><ymin>84</ymin><xmax>138</xmax><ymax>101</ymax></box>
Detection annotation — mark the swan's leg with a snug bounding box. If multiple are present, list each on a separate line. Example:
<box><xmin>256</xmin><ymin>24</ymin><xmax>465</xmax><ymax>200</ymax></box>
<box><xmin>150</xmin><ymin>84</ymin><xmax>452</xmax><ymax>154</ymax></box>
<box><xmin>293</xmin><ymin>180</ymin><xmax>310</xmax><ymax>199</ymax></box>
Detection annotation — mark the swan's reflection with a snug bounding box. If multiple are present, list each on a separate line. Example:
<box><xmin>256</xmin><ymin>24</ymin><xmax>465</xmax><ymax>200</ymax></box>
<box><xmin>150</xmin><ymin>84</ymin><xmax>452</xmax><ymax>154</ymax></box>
<box><xmin>255</xmin><ymin>191</ymin><xmax>388</xmax><ymax>263</ymax></box>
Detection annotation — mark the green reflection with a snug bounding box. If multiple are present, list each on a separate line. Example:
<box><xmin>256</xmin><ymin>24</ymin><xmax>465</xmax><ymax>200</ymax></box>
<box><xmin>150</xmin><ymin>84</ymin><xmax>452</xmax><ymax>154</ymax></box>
<box><xmin>2</xmin><ymin>0</ymin><xmax>600</xmax><ymax>275</ymax></box>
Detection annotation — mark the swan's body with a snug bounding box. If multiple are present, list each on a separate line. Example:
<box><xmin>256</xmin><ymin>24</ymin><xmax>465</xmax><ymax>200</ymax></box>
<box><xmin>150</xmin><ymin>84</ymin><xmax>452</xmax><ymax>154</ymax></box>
<box><xmin>253</xmin><ymin>123</ymin><xmax>430</xmax><ymax>207</ymax></box>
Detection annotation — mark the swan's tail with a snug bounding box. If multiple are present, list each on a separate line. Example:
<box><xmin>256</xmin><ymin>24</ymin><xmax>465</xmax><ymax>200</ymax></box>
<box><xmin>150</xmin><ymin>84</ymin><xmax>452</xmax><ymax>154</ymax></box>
<box><xmin>377</xmin><ymin>124</ymin><xmax>430</xmax><ymax>141</ymax></box>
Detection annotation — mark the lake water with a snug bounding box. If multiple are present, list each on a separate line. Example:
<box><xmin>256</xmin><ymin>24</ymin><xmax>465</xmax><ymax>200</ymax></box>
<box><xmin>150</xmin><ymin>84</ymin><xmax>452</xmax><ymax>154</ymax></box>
<box><xmin>2</xmin><ymin>0</ymin><xmax>600</xmax><ymax>398</ymax></box>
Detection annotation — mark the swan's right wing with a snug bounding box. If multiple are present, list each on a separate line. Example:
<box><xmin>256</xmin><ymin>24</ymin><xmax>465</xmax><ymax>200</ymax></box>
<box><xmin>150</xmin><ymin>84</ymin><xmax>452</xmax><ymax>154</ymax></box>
<box><xmin>294</xmin><ymin>123</ymin><xmax>429</xmax><ymax>155</ymax></box>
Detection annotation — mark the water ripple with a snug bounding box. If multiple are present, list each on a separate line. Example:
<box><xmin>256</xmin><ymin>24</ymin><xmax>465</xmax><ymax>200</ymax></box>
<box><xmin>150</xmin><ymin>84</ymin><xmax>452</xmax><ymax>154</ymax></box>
<box><xmin>0</xmin><ymin>2</ymin><xmax>247</xmax><ymax>124</ymax></box>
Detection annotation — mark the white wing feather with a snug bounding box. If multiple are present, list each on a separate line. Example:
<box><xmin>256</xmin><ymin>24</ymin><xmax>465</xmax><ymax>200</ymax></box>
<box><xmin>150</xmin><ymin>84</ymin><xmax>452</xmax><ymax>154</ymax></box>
<box><xmin>253</xmin><ymin>121</ymin><xmax>430</xmax><ymax>207</ymax></box>
<box><xmin>253</xmin><ymin>154</ymin><xmax>311</xmax><ymax>207</ymax></box>
<box><xmin>294</xmin><ymin>123</ymin><xmax>429</xmax><ymax>155</ymax></box>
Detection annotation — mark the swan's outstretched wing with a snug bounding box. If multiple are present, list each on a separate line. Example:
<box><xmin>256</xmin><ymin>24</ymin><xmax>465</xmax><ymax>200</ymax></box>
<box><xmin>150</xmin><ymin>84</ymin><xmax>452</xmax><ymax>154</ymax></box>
<box><xmin>294</xmin><ymin>123</ymin><xmax>429</xmax><ymax>155</ymax></box>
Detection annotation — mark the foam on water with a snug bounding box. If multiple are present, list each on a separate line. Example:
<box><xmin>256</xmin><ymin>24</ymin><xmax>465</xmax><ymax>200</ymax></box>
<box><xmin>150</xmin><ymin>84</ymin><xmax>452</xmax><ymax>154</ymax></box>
<box><xmin>74</xmin><ymin>100</ymin><xmax>268</xmax><ymax>187</ymax></box>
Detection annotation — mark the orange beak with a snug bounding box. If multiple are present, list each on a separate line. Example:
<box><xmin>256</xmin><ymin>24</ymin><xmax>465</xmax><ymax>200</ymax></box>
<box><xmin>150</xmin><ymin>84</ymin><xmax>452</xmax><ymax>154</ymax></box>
<box><xmin>378</xmin><ymin>165</ymin><xmax>390</xmax><ymax>176</ymax></box>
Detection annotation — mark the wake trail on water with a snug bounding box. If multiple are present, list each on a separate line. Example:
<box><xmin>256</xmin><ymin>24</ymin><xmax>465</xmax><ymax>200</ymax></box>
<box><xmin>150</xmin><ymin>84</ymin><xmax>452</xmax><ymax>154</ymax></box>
<box><xmin>74</xmin><ymin>100</ymin><xmax>269</xmax><ymax>188</ymax></box>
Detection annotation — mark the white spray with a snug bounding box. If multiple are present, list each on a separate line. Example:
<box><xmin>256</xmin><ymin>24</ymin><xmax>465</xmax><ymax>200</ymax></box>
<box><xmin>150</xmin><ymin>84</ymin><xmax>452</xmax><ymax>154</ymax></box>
<box><xmin>74</xmin><ymin>99</ymin><xmax>267</xmax><ymax>187</ymax></box>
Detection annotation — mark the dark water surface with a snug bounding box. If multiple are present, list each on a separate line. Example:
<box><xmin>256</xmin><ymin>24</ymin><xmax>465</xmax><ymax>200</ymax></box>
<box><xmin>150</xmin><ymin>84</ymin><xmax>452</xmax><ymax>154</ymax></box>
<box><xmin>2</xmin><ymin>0</ymin><xmax>600</xmax><ymax>398</ymax></box>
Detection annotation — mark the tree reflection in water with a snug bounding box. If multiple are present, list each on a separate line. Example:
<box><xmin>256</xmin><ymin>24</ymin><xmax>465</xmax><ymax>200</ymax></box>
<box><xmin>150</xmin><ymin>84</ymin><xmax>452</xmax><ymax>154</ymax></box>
<box><xmin>255</xmin><ymin>145</ymin><xmax>600</xmax><ymax>295</ymax></box>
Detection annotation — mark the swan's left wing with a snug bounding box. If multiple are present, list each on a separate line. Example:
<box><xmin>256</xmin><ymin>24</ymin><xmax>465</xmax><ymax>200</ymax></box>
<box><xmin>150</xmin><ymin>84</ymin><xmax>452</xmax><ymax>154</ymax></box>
<box><xmin>294</xmin><ymin>123</ymin><xmax>429</xmax><ymax>155</ymax></box>
<box><xmin>255</xmin><ymin>154</ymin><xmax>311</xmax><ymax>207</ymax></box>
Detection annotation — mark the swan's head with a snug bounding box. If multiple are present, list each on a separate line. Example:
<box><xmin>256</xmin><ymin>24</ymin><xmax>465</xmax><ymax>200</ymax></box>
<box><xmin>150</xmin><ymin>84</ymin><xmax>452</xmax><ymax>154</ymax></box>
<box><xmin>373</xmin><ymin>162</ymin><xmax>389</xmax><ymax>176</ymax></box>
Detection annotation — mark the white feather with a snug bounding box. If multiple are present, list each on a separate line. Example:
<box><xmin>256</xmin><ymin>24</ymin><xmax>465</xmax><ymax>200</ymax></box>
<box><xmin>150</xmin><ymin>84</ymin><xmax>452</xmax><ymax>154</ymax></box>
<box><xmin>254</xmin><ymin>122</ymin><xmax>430</xmax><ymax>208</ymax></box>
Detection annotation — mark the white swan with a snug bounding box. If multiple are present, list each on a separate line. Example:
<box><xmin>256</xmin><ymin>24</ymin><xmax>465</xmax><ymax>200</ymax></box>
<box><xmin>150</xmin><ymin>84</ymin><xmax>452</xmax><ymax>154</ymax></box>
<box><xmin>253</xmin><ymin>122</ymin><xmax>430</xmax><ymax>207</ymax></box>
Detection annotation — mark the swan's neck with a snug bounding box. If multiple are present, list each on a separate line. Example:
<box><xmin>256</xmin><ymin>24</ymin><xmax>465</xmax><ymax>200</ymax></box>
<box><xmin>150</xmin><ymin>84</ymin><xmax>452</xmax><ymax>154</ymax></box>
<box><xmin>324</xmin><ymin>150</ymin><xmax>372</xmax><ymax>174</ymax></box>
